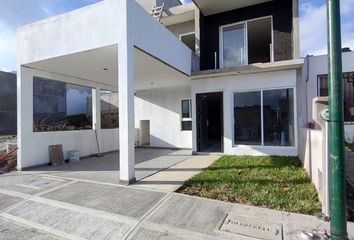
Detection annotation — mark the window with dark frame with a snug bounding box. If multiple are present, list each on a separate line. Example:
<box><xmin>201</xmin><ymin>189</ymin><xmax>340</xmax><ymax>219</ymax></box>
<box><xmin>233</xmin><ymin>88</ymin><xmax>295</xmax><ymax>146</ymax></box>
<box><xmin>317</xmin><ymin>72</ymin><xmax>354</xmax><ymax>122</ymax></box>
<box><xmin>221</xmin><ymin>17</ymin><xmax>272</xmax><ymax>68</ymax></box>
<box><xmin>181</xmin><ymin>99</ymin><xmax>192</xmax><ymax>131</ymax></box>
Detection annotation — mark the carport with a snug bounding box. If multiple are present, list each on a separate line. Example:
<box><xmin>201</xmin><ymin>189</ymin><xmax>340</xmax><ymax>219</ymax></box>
<box><xmin>16</xmin><ymin>0</ymin><xmax>192</xmax><ymax>184</ymax></box>
<box><xmin>25</xmin><ymin>148</ymin><xmax>193</xmax><ymax>185</ymax></box>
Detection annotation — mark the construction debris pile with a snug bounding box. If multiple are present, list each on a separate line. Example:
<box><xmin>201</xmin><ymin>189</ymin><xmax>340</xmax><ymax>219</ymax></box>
<box><xmin>0</xmin><ymin>135</ymin><xmax>17</xmax><ymax>174</ymax></box>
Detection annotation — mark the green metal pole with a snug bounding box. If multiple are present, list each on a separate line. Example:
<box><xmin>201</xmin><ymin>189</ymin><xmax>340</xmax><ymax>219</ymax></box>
<box><xmin>327</xmin><ymin>0</ymin><xmax>348</xmax><ymax>239</ymax></box>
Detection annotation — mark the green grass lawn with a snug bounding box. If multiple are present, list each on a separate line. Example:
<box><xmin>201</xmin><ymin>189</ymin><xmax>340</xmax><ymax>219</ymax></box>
<box><xmin>178</xmin><ymin>155</ymin><xmax>322</xmax><ymax>215</ymax></box>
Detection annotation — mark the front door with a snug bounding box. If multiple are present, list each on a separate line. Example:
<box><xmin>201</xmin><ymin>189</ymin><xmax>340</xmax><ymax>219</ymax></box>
<box><xmin>196</xmin><ymin>92</ymin><xmax>223</xmax><ymax>152</ymax></box>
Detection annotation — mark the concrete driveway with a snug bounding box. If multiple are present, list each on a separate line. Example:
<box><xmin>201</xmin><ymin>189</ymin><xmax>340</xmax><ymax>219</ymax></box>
<box><xmin>0</xmin><ymin>170</ymin><xmax>353</xmax><ymax>239</ymax></box>
<box><xmin>24</xmin><ymin>148</ymin><xmax>193</xmax><ymax>184</ymax></box>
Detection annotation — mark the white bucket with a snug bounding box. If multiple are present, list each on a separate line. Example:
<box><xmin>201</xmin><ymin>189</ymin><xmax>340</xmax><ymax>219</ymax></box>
<box><xmin>68</xmin><ymin>150</ymin><xmax>80</xmax><ymax>163</ymax></box>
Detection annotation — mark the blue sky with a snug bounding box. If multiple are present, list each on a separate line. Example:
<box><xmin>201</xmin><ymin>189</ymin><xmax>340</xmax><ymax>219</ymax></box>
<box><xmin>1</xmin><ymin>0</ymin><xmax>354</xmax><ymax>71</ymax></box>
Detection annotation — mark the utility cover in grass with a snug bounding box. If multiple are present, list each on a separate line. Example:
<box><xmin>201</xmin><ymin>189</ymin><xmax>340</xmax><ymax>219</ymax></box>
<box><xmin>178</xmin><ymin>156</ymin><xmax>322</xmax><ymax>215</ymax></box>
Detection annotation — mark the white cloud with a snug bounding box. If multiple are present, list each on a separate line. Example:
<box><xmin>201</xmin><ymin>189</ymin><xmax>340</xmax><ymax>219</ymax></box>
<box><xmin>0</xmin><ymin>0</ymin><xmax>102</xmax><ymax>71</ymax></box>
<box><xmin>0</xmin><ymin>66</ymin><xmax>9</xmax><ymax>72</ymax></box>
<box><xmin>300</xmin><ymin>0</ymin><xmax>354</xmax><ymax>56</ymax></box>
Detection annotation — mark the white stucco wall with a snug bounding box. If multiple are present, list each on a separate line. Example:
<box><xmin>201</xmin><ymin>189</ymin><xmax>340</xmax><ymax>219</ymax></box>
<box><xmin>17</xmin><ymin>0</ymin><xmax>192</xmax><ymax>76</ymax></box>
<box><xmin>167</xmin><ymin>21</ymin><xmax>195</xmax><ymax>37</ymax></box>
<box><xmin>192</xmin><ymin>69</ymin><xmax>299</xmax><ymax>156</ymax></box>
<box><xmin>298</xmin><ymin>128</ymin><xmax>328</xmax><ymax>213</ymax></box>
<box><xmin>135</xmin><ymin>86</ymin><xmax>192</xmax><ymax>149</ymax></box>
<box><xmin>17</xmin><ymin>67</ymin><xmax>119</xmax><ymax>169</ymax></box>
<box><xmin>17</xmin><ymin>0</ymin><xmax>121</xmax><ymax>65</ymax></box>
<box><xmin>129</xmin><ymin>0</ymin><xmax>192</xmax><ymax>75</ymax></box>
<box><xmin>17</xmin><ymin>0</ymin><xmax>194</xmax><ymax>173</ymax></box>
<box><xmin>305</xmin><ymin>51</ymin><xmax>354</xmax><ymax>141</ymax></box>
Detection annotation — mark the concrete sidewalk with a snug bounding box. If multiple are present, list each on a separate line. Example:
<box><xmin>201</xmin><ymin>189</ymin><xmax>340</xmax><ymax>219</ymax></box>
<box><xmin>132</xmin><ymin>155</ymin><xmax>218</xmax><ymax>192</ymax></box>
<box><xmin>0</xmin><ymin>171</ymin><xmax>353</xmax><ymax>240</ymax></box>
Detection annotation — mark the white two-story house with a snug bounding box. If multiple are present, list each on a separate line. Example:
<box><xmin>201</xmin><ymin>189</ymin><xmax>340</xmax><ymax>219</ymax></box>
<box><xmin>17</xmin><ymin>0</ymin><xmax>302</xmax><ymax>184</ymax></box>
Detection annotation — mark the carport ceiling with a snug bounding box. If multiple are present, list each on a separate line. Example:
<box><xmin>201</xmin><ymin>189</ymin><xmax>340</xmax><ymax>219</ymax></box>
<box><xmin>25</xmin><ymin>45</ymin><xmax>190</xmax><ymax>90</ymax></box>
<box><xmin>193</xmin><ymin>0</ymin><xmax>273</xmax><ymax>16</ymax></box>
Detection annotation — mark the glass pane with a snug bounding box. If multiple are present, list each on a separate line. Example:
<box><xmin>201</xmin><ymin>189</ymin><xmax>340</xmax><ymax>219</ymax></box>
<box><xmin>181</xmin><ymin>120</ymin><xmax>192</xmax><ymax>131</ymax></box>
<box><xmin>263</xmin><ymin>89</ymin><xmax>294</xmax><ymax>146</ymax></box>
<box><xmin>343</xmin><ymin>72</ymin><xmax>354</xmax><ymax>122</ymax></box>
<box><xmin>223</xmin><ymin>24</ymin><xmax>245</xmax><ymax>68</ymax></box>
<box><xmin>234</xmin><ymin>91</ymin><xmax>261</xmax><ymax>145</ymax></box>
<box><xmin>247</xmin><ymin>18</ymin><xmax>272</xmax><ymax>64</ymax></box>
<box><xmin>33</xmin><ymin>77</ymin><xmax>92</xmax><ymax>132</ymax></box>
<box><xmin>100</xmin><ymin>90</ymin><xmax>119</xmax><ymax>129</ymax></box>
<box><xmin>318</xmin><ymin>75</ymin><xmax>328</xmax><ymax>96</ymax></box>
<box><xmin>182</xmin><ymin>100</ymin><xmax>190</xmax><ymax>118</ymax></box>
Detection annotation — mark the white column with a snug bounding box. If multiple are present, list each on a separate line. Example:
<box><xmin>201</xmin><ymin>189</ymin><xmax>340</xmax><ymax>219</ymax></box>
<box><xmin>118</xmin><ymin>0</ymin><xmax>135</xmax><ymax>184</ymax></box>
<box><xmin>16</xmin><ymin>67</ymin><xmax>24</xmax><ymax>170</ymax></box>
<box><xmin>223</xmin><ymin>90</ymin><xmax>232</xmax><ymax>154</ymax></box>
<box><xmin>92</xmin><ymin>88</ymin><xmax>102</xmax><ymax>155</ymax></box>
<box><xmin>92</xmin><ymin>87</ymin><xmax>101</xmax><ymax>131</ymax></box>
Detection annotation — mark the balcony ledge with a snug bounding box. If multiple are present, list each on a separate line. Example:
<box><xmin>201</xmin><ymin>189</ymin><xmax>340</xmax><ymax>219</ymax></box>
<box><xmin>191</xmin><ymin>59</ymin><xmax>304</xmax><ymax>80</ymax></box>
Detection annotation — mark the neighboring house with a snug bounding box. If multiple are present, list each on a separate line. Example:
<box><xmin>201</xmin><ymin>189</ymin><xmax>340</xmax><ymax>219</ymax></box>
<box><xmin>304</xmin><ymin>50</ymin><xmax>354</xmax><ymax>142</ymax></box>
<box><xmin>0</xmin><ymin>71</ymin><xmax>17</xmax><ymax>135</ymax></box>
<box><xmin>296</xmin><ymin>49</ymin><xmax>354</xmax><ymax>214</ymax></box>
<box><xmin>16</xmin><ymin>0</ymin><xmax>301</xmax><ymax>184</ymax></box>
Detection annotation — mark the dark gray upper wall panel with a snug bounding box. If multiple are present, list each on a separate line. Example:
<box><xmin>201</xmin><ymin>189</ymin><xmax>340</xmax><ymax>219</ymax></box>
<box><xmin>0</xmin><ymin>71</ymin><xmax>17</xmax><ymax>134</ymax></box>
<box><xmin>199</xmin><ymin>0</ymin><xmax>293</xmax><ymax>70</ymax></box>
<box><xmin>0</xmin><ymin>71</ymin><xmax>16</xmax><ymax>94</ymax></box>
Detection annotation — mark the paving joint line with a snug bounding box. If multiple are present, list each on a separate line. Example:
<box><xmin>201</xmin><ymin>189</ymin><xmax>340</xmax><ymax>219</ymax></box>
<box><xmin>31</xmin><ymin>196</ymin><xmax>138</xmax><ymax>225</ymax></box>
<box><xmin>21</xmin><ymin>172</ymin><xmax>168</xmax><ymax>194</ymax></box>
<box><xmin>140</xmin><ymin>221</ymin><xmax>219</xmax><ymax>240</ymax></box>
<box><xmin>35</xmin><ymin>180</ymin><xmax>78</xmax><ymax>197</ymax></box>
<box><xmin>122</xmin><ymin>192</ymin><xmax>173</xmax><ymax>240</ymax></box>
<box><xmin>0</xmin><ymin>213</ymin><xmax>84</xmax><ymax>240</ymax></box>
<box><xmin>135</xmin><ymin>156</ymin><xmax>194</xmax><ymax>182</ymax></box>
<box><xmin>0</xmin><ymin>215</ymin><xmax>71</xmax><ymax>240</ymax></box>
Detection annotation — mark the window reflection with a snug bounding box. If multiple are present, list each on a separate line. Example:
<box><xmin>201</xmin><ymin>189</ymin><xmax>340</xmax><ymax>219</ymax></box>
<box><xmin>233</xmin><ymin>89</ymin><xmax>295</xmax><ymax>147</ymax></box>
<box><xmin>263</xmin><ymin>89</ymin><xmax>294</xmax><ymax>146</ymax></box>
<box><xmin>100</xmin><ymin>90</ymin><xmax>119</xmax><ymax>129</ymax></box>
<box><xmin>223</xmin><ymin>24</ymin><xmax>246</xmax><ymax>68</ymax></box>
<box><xmin>33</xmin><ymin>77</ymin><xmax>92</xmax><ymax>132</ymax></box>
<box><xmin>234</xmin><ymin>91</ymin><xmax>261</xmax><ymax>145</ymax></box>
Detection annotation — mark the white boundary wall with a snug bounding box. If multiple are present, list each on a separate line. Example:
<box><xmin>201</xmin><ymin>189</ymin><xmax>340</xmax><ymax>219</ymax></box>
<box><xmin>298</xmin><ymin>128</ymin><xmax>327</xmax><ymax>213</ymax></box>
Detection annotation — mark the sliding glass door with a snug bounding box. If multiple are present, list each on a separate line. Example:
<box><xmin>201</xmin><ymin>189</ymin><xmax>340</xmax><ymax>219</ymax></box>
<box><xmin>221</xmin><ymin>24</ymin><xmax>246</xmax><ymax>68</ymax></box>
<box><xmin>233</xmin><ymin>88</ymin><xmax>295</xmax><ymax>147</ymax></box>
<box><xmin>220</xmin><ymin>17</ymin><xmax>273</xmax><ymax>68</ymax></box>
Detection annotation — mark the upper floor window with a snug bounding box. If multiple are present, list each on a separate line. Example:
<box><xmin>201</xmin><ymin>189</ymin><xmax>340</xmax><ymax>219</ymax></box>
<box><xmin>318</xmin><ymin>72</ymin><xmax>354</xmax><ymax>122</ymax></box>
<box><xmin>220</xmin><ymin>17</ymin><xmax>272</xmax><ymax>68</ymax></box>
